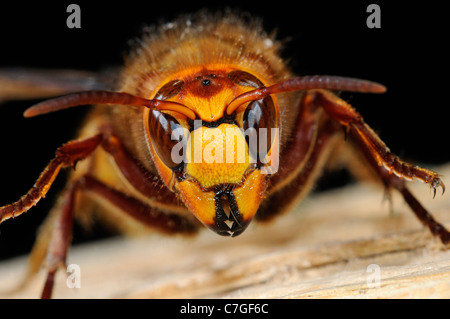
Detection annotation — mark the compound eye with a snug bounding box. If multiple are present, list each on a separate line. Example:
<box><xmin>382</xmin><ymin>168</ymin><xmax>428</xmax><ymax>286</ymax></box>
<box><xmin>154</xmin><ymin>79</ymin><xmax>184</xmax><ymax>100</ymax></box>
<box><xmin>242</xmin><ymin>97</ymin><xmax>277</xmax><ymax>163</ymax></box>
<box><xmin>227</xmin><ymin>70</ymin><xmax>264</xmax><ymax>88</ymax></box>
<box><xmin>148</xmin><ymin>110</ymin><xmax>186</xmax><ymax>170</ymax></box>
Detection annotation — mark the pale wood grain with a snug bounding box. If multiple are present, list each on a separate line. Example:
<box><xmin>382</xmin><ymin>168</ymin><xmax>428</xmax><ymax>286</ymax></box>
<box><xmin>1</xmin><ymin>164</ymin><xmax>449</xmax><ymax>299</ymax></box>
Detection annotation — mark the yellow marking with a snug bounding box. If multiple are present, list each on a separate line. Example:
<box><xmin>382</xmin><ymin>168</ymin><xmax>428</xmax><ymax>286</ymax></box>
<box><xmin>185</xmin><ymin>124</ymin><xmax>250</xmax><ymax>189</ymax></box>
<box><xmin>177</xmin><ymin>180</ymin><xmax>216</xmax><ymax>225</ymax></box>
<box><xmin>182</xmin><ymin>88</ymin><xmax>236</xmax><ymax>121</ymax></box>
<box><xmin>233</xmin><ymin>170</ymin><xmax>266</xmax><ymax>221</ymax></box>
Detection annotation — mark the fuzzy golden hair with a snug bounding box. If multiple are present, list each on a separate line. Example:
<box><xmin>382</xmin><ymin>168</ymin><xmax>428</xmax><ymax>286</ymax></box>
<box><xmin>120</xmin><ymin>11</ymin><xmax>293</xmax><ymax>96</ymax></box>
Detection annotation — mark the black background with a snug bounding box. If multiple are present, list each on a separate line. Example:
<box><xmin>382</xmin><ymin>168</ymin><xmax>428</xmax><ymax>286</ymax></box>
<box><xmin>0</xmin><ymin>1</ymin><xmax>449</xmax><ymax>260</ymax></box>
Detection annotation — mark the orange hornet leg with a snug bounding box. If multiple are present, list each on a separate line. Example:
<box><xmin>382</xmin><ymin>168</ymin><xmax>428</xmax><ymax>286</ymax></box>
<box><xmin>0</xmin><ymin>132</ymin><xmax>199</xmax><ymax>298</ymax></box>
<box><xmin>315</xmin><ymin>89</ymin><xmax>449</xmax><ymax>245</ymax></box>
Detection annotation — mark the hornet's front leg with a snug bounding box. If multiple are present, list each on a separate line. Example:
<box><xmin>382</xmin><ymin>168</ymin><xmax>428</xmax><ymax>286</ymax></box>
<box><xmin>311</xmin><ymin>89</ymin><xmax>449</xmax><ymax>245</ymax></box>
<box><xmin>1</xmin><ymin>131</ymin><xmax>199</xmax><ymax>298</ymax></box>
